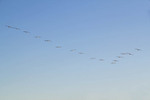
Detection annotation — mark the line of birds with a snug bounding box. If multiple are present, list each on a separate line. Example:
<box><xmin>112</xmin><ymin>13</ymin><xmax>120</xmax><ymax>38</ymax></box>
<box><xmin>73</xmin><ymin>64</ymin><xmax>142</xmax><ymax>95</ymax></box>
<box><xmin>5</xmin><ymin>25</ymin><xmax>142</xmax><ymax>64</ymax></box>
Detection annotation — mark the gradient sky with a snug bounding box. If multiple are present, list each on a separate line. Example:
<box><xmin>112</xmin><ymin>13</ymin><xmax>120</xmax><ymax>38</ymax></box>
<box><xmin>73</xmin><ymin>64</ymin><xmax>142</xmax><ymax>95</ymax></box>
<box><xmin>1</xmin><ymin>0</ymin><xmax>150</xmax><ymax>100</ymax></box>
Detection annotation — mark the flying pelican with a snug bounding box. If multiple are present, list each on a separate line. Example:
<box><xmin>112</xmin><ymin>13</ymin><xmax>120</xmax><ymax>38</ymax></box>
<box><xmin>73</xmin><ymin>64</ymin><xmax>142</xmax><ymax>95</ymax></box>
<box><xmin>127</xmin><ymin>53</ymin><xmax>133</xmax><ymax>55</ymax></box>
<box><xmin>111</xmin><ymin>62</ymin><xmax>116</xmax><ymax>64</ymax></box>
<box><xmin>6</xmin><ymin>25</ymin><xmax>13</xmax><ymax>28</ymax></box>
<box><xmin>56</xmin><ymin>46</ymin><xmax>62</xmax><ymax>48</ymax></box>
<box><xmin>44</xmin><ymin>40</ymin><xmax>51</xmax><ymax>42</ymax></box>
<box><xmin>90</xmin><ymin>57</ymin><xmax>96</xmax><ymax>60</ymax></box>
<box><xmin>121</xmin><ymin>53</ymin><xmax>128</xmax><ymax>55</ymax></box>
<box><xmin>14</xmin><ymin>27</ymin><xmax>21</xmax><ymax>30</ymax></box>
<box><xmin>35</xmin><ymin>36</ymin><xmax>41</xmax><ymax>39</ymax></box>
<box><xmin>23</xmin><ymin>31</ymin><xmax>30</xmax><ymax>33</ymax></box>
<box><xmin>70</xmin><ymin>49</ymin><xmax>76</xmax><ymax>52</ymax></box>
<box><xmin>113</xmin><ymin>60</ymin><xmax>118</xmax><ymax>62</ymax></box>
<box><xmin>135</xmin><ymin>48</ymin><xmax>142</xmax><ymax>51</ymax></box>
<box><xmin>99</xmin><ymin>59</ymin><xmax>104</xmax><ymax>61</ymax></box>
<box><xmin>78</xmin><ymin>52</ymin><xmax>84</xmax><ymax>54</ymax></box>
<box><xmin>117</xmin><ymin>56</ymin><xmax>123</xmax><ymax>58</ymax></box>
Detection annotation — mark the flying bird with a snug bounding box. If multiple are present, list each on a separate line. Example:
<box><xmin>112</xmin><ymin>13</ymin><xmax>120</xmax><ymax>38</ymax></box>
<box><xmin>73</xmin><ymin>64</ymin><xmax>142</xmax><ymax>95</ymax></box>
<box><xmin>35</xmin><ymin>36</ymin><xmax>41</xmax><ymax>39</ymax></box>
<box><xmin>6</xmin><ymin>25</ymin><xmax>13</xmax><ymax>28</ymax></box>
<box><xmin>117</xmin><ymin>56</ymin><xmax>123</xmax><ymax>58</ymax></box>
<box><xmin>90</xmin><ymin>57</ymin><xmax>96</xmax><ymax>60</ymax></box>
<box><xmin>44</xmin><ymin>40</ymin><xmax>51</xmax><ymax>42</ymax></box>
<box><xmin>99</xmin><ymin>59</ymin><xmax>104</xmax><ymax>61</ymax></box>
<box><xmin>56</xmin><ymin>46</ymin><xmax>62</xmax><ymax>48</ymax></box>
<box><xmin>70</xmin><ymin>49</ymin><xmax>76</xmax><ymax>52</ymax></box>
<box><xmin>127</xmin><ymin>53</ymin><xmax>133</xmax><ymax>56</ymax></box>
<box><xmin>113</xmin><ymin>60</ymin><xmax>118</xmax><ymax>62</ymax></box>
<box><xmin>78</xmin><ymin>52</ymin><xmax>84</xmax><ymax>54</ymax></box>
<box><xmin>135</xmin><ymin>48</ymin><xmax>142</xmax><ymax>51</ymax></box>
<box><xmin>23</xmin><ymin>31</ymin><xmax>30</xmax><ymax>33</ymax></box>
<box><xmin>121</xmin><ymin>53</ymin><xmax>128</xmax><ymax>55</ymax></box>
<box><xmin>111</xmin><ymin>62</ymin><xmax>116</xmax><ymax>64</ymax></box>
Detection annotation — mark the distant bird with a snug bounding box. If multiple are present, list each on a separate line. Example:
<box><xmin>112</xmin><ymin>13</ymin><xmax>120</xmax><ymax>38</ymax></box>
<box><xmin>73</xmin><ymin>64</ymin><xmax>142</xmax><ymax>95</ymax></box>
<box><xmin>111</xmin><ymin>62</ymin><xmax>116</xmax><ymax>64</ymax></box>
<box><xmin>127</xmin><ymin>53</ymin><xmax>133</xmax><ymax>56</ymax></box>
<box><xmin>56</xmin><ymin>46</ymin><xmax>62</xmax><ymax>48</ymax></box>
<box><xmin>6</xmin><ymin>25</ymin><xmax>13</xmax><ymax>28</ymax></box>
<box><xmin>23</xmin><ymin>31</ymin><xmax>30</xmax><ymax>33</ymax></box>
<box><xmin>121</xmin><ymin>53</ymin><xmax>129</xmax><ymax>55</ymax></box>
<box><xmin>14</xmin><ymin>27</ymin><xmax>21</xmax><ymax>30</ymax></box>
<box><xmin>135</xmin><ymin>48</ymin><xmax>142</xmax><ymax>51</ymax></box>
<box><xmin>90</xmin><ymin>57</ymin><xmax>96</xmax><ymax>60</ymax></box>
<box><xmin>70</xmin><ymin>49</ymin><xmax>76</xmax><ymax>52</ymax></box>
<box><xmin>113</xmin><ymin>60</ymin><xmax>118</xmax><ymax>62</ymax></box>
<box><xmin>78</xmin><ymin>52</ymin><xmax>84</xmax><ymax>54</ymax></box>
<box><xmin>117</xmin><ymin>56</ymin><xmax>123</xmax><ymax>58</ymax></box>
<box><xmin>44</xmin><ymin>40</ymin><xmax>51</xmax><ymax>42</ymax></box>
<box><xmin>35</xmin><ymin>36</ymin><xmax>41</xmax><ymax>39</ymax></box>
<box><xmin>99</xmin><ymin>59</ymin><xmax>104</xmax><ymax>61</ymax></box>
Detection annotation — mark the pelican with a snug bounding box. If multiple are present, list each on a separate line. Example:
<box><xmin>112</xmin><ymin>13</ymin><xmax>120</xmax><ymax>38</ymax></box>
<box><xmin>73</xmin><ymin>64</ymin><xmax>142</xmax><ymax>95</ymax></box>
<box><xmin>113</xmin><ymin>60</ymin><xmax>118</xmax><ymax>62</ymax></box>
<box><xmin>44</xmin><ymin>40</ymin><xmax>51</xmax><ymax>42</ymax></box>
<box><xmin>78</xmin><ymin>52</ymin><xmax>84</xmax><ymax>54</ymax></box>
<box><xmin>35</xmin><ymin>36</ymin><xmax>41</xmax><ymax>39</ymax></box>
<box><xmin>117</xmin><ymin>56</ymin><xmax>123</xmax><ymax>58</ymax></box>
<box><xmin>111</xmin><ymin>62</ymin><xmax>116</xmax><ymax>64</ymax></box>
<box><xmin>6</xmin><ymin>25</ymin><xmax>13</xmax><ymax>28</ymax></box>
<box><xmin>23</xmin><ymin>31</ymin><xmax>30</xmax><ymax>33</ymax></box>
<box><xmin>56</xmin><ymin>46</ymin><xmax>62</xmax><ymax>48</ymax></box>
<box><xmin>99</xmin><ymin>59</ymin><xmax>104</xmax><ymax>61</ymax></box>
<box><xmin>90</xmin><ymin>57</ymin><xmax>96</xmax><ymax>59</ymax></box>
<box><xmin>70</xmin><ymin>49</ymin><xmax>76</xmax><ymax>52</ymax></box>
<box><xmin>135</xmin><ymin>48</ymin><xmax>142</xmax><ymax>51</ymax></box>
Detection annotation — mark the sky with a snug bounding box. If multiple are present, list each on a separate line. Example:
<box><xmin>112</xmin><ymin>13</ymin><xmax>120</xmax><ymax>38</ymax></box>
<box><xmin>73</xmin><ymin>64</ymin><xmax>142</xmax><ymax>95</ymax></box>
<box><xmin>0</xmin><ymin>0</ymin><xmax>150</xmax><ymax>100</ymax></box>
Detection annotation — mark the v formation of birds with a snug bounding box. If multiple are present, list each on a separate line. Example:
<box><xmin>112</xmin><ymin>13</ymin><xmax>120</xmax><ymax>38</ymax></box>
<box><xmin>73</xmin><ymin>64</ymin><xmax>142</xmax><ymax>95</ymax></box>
<box><xmin>5</xmin><ymin>25</ymin><xmax>142</xmax><ymax>64</ymax></box>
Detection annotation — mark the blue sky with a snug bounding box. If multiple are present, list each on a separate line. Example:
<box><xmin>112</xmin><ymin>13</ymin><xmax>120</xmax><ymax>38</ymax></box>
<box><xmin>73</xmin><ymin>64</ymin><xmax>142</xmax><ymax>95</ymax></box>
<box><xmin>1</xmin><ymin>0</ymin><xmax>150</xmax><ymax>100</ymax></box>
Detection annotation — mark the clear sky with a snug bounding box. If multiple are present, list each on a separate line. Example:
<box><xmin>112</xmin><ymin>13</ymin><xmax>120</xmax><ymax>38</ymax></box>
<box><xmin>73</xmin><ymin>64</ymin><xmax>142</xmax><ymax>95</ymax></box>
<box><xmin>1</xmin><ymin>0</ymin><xmax>150</xmax><ymax>100</ymax></box>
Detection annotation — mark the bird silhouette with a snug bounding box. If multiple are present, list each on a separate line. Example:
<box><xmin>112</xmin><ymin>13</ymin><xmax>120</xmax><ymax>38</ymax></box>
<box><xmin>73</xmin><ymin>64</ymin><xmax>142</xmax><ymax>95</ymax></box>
<box><xmin>56</xmin><ymin>46</ymin><xmax>62</xmax><ymax>48</ymax></box>
<box><xmin>44</xmin><ymin>40</ymin><xmax>51</xmax><ymax>42</ymax></box>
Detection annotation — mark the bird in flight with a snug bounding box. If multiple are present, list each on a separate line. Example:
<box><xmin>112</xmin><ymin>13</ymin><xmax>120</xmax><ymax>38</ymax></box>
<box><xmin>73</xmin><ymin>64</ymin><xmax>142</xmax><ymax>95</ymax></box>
<box><xmin>111</xmin><ymin>62</ymin><xmax>116</xmax><ymax>64</ymax></box>
<box><xmin>135</xmin><ymin>48</ymin><xmax>142</xmax><ymax>51</ymax></box>
<box><xmin>113</xmin><ymin>60</ymin><xmax>118</xmax><ymax>62</ymax></box>
<box><xmin>117</xmin><ymin>56</ymin><xmax>123</xmax><ymax>58</ymax></box>
<box><xmin>44</xmin><ymin>40</ymin><xmax>51</xmax><ymax>42</ymax></box>
<box><xmin>127</xmin><ymin>53</ymin><xmax>133</xmax><ymax>56</ymax></box>
<box><xmin>99</xmin><ymin>59</ymin><xmax>104</xmax><ymax>61</ymax></box>
<box><xmin>78</xmin><ymin>52</ymin><xmax>84</xmax><ymax>54</ymax></box>
<box><xmin>23</xmin><ymin>31</ymin><xmax>30</xmax><ymax>33</ymax></box>
<box><xmin>56</xmin><ymin>46</ymin><xmax>62</xmax><ymax>48</ymax></box>
<box><xmin>6</xmin><ymin>25</ymin><xmax>13</xmax><ymax>28</ymax></box>
<box><xmin>35</xmin><ymin>36</ymin><xmax>41</xmax><ymax>39</ymax></box>
<box><xmin>70</xmin><ymin>49</ymin><xmax>76</xmax><ymax>52</ymax></box>
<box><xmin>90</xmin><ymin>57</ymin><xmax>96</xmax><ymax>60</ymax></box>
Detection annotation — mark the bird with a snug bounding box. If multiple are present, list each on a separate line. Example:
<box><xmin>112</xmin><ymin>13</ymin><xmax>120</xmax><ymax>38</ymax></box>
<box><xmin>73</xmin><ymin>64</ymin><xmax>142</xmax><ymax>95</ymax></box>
<box><xmin>35</xmin><ymin>36</ymin><xmax>41</xmax><ymax>39</ymax></box>
<box><xmin>78</xmin><ymin>52</ymin><xmax>84</xmax><ymax>54</ymax></box>
<box><xmin>90</xmin><ymin>57</ymin><xmax>96</xmax><ymax>60</ymax></box>
<box><xmin>99</xmin><ymin>59</ymin><xmax>104</xmax><ymax>61</ymax></box>
<box><xmin>117</xmin><ymin>56</ymin><xmax>123</xmax><ymax>58</ymax></box>
<box><xmin>56</xmin><ymin>46</ymin><xmax>62</xmax><ymax>48</ymax></box>
<box><xmin>111</xmin><ymin>62</ymin><xmax>116</xmax><ymax>64</ymax></box>
<box><xmin>113</xmin><ymin>60</ymin><xmax>118</xmax><ymax>62</ymax></box>
<box><xmin>127</xmin><ymin>53</ymin><xmax>133</xmax><ymax>56</ymax></box>
<box><xmin>70</xmin><ymin>49</ymin><xmax>76</xmax><ymax>52</ymax></box>
<box><xmin>23</xmin><ymin>31</ymin><xmax>30</xmax><ymax>33</ymax></box>
<box><xmin>135</xmin><ymin>48</ymin><xmax>142</xmax><ymax>51</ymax></box>
<box><xmin>44</xmin><ymin>40</ymin><xmax>51</xmax><ymax>42</ymax></box>
<box><xmin>14</xmin><ymin>27</ymin><xmax>21</xmax><ymax>30</ymax></box>
<box><xmin>6</xmin><ymin>25</ymin><xmax>13</xmax><ymax>28</ymax></box>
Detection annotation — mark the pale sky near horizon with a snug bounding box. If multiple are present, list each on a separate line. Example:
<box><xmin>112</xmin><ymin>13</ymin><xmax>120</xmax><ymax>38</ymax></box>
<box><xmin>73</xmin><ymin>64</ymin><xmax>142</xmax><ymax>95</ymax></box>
<box><xmin>1</xmin><ymin>0</ymin><xmax>150</xmax><ymax>100</ymax></box>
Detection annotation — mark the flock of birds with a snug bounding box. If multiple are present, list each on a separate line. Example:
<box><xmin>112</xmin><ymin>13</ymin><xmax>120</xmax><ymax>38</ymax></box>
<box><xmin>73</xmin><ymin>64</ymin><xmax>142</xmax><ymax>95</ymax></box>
<box><xmin>6</xmin><ymin>25</ymin><xmax>142</xmax><ymax>64</ymax></box>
